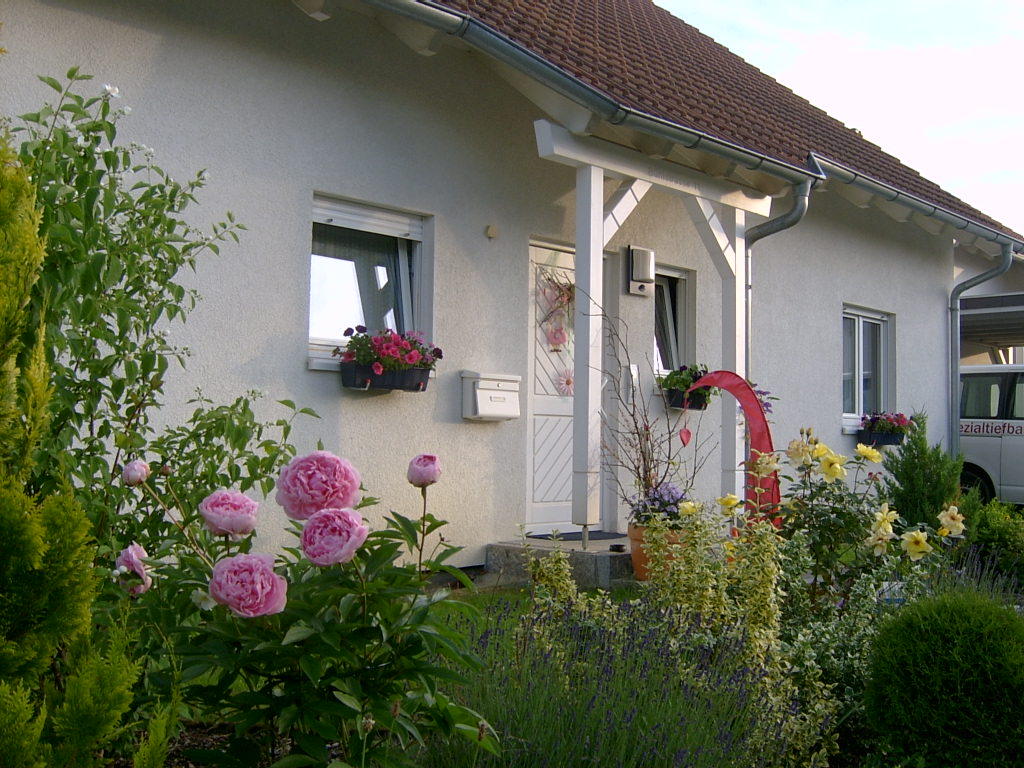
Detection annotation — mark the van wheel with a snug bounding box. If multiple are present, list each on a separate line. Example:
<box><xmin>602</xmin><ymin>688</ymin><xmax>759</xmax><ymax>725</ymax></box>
<box><xmin>961</xmin><ymin>466</ymin><xmax>994</xmax><ymax>503</ymax></box>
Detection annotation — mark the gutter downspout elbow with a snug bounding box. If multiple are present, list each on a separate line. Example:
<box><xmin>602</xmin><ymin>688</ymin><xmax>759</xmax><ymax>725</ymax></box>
<box><xmin>949</xmin><ymin>241</ymin><xmax>1015</xmax><ymax>455</ymax></box>
<box><xmin>747</xmin><ymin>179</ymin><xmax>813</xmax><ymax>248</ymax></box>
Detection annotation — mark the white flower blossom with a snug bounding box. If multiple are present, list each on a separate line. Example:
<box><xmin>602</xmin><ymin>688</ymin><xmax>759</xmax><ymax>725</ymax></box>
<box><xmin>191</xmin><ymin>588</ymin><xmax>217</xmax><ymax>611</ymax></box>
<box><xmin>102</xmin><ymin>83</ymin><xmax>120</xmax><ymax>98</ymax></box>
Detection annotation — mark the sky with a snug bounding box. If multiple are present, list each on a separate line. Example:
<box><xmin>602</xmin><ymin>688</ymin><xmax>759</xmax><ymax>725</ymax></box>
<box><xmin>654</xmin><ymin>0</ymin><xmax>1024</xmax><ymax>236</ymax></box>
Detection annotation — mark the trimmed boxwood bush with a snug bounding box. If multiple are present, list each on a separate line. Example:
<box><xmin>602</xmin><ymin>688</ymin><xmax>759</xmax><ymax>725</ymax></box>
<box><xmin>864</xmin><ymin>588</ymin><xmax>1024</xmax><ymax>767</ymax></box>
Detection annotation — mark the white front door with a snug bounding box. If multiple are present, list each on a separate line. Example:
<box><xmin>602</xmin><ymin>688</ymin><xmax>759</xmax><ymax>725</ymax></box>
<box><xmin>527</xmin><ymin>245</ymin><xmax>581</xmax><ymax>533</ymax></box>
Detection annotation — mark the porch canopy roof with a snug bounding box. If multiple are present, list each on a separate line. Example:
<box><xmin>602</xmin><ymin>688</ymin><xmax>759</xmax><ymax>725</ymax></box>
<box><xmin>406</xmin><ymin>0</ymin><xmax>1022</xmax><ymax>253</ymax></box>
<box><xmin>961</xmin><ymin>293</ymin><xmax>1024</xmax><ymax>349</ymax></box>
<box><xmin>368</xmin><ymin>0</ymin><xmax>1024</xmax><ymax>353</ymax></box>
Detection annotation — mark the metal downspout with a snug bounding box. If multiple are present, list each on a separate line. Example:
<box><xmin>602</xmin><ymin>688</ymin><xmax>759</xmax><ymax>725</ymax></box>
<box><xmin>948</xmin><ymin>242</ymin><xmax>1014</xmax><ymax>454</ymax></box>
<box><xmin>743</xmin><ymin>180</ymin><xmax>813</xmax><ymax>374</ymax></box>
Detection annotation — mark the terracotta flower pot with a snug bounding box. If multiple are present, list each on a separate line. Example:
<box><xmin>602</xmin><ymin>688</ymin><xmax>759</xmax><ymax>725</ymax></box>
<box><xmin>627</xmin><ymin>523</ymin><xmax>685</xmax><ymax>580</ymax></box>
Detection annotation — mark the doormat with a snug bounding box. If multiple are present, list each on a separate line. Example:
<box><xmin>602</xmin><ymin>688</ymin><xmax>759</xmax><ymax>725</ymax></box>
<box><xmin>526</xmin><ymin>531</ymin><xmax>625</xmax><ymax>541</ymax></box>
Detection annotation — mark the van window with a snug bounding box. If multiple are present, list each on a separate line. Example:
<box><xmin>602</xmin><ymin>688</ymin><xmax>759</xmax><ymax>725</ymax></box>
<box><xmin>1012</xmin><ymin>378</ymin><xmax>1024</xmax><ymax>419</ymax></box>
<box><xmin>961</xmin><ymin>374</ymin><xmax>1005</xmax><ymax>419</ymax></box>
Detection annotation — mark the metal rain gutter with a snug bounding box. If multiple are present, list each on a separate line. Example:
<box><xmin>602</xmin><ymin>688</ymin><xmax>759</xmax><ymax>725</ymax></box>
<box><xmin>811</xmin><ymin>154</ymin><xmax>1024</xmax><ymax>254</ymax></box>
<box><xmin>948</xmin><ymin>242</ymin><xmax>1014</xmax><ymax>455</ymax></box>
<box><xmin>360</xmin><ymin>0</ymin><xmax>821</xmax><ymax>187</ymax></box>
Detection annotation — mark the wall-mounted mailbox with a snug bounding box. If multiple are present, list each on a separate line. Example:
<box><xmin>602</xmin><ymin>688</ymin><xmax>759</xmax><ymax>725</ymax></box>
<box><xmin>461</xmin><ymin>371</ymin><xmax>521</xmax><ymax>421</ymax></box>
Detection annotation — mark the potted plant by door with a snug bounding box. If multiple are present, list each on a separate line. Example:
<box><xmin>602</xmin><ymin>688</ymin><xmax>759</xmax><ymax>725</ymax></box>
<box><xmin>858</xmin><ymin>412</ymin><xmax>914</xmax><ymax>446</ymax></box>
<box><xmin>332</xmin><ymin>326</ymin><xmax>443</xmax><ymax>392</ymax></box>
<box><xmin>626</xmin><ymin>482</ymin><xmax>696</xmax><ymax>580</ymax></box>
<box><xmin>657</xmin><ymin>363</ymin><xmax>716</xmax><ymax>409</ymax></box>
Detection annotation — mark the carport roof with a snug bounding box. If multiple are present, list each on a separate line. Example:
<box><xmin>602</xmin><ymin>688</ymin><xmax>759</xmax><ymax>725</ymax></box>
<box><xmin>961</xmin><ymin>294</ymin><xmax>1024</xmax><ymax>349</ymax></box>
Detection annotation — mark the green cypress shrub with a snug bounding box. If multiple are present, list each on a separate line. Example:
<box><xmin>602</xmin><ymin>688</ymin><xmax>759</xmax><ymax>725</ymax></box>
<box><xmin>883</xmin><ymin>413</ymin><xmax>962</xmax><ymax>527</ymax></box>
<box><xmin>864</xmin><ymin>588</ymin><xmax>1024</xmax><ymax>767</ymax></box>
<box><xmin>1</xmin><ymin>125</ymin><xmax>140</xmax><ymax>768</ymax></box>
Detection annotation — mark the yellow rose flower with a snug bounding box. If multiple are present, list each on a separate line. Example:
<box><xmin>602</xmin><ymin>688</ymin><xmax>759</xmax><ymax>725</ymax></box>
<box><xmin>864</xmin><ymin>528</ymin><xmax>894</xmax><ymax>556</ymax></box>
<box><xmin>717</xmin><ymin>493</ymin><xmax>741</xmax><ymax>511</ymax></box>
<box><xmin>937</xmin><ymin>505</ymin><xmax>965</xmax><ymax>537</ymax></box>
<box><xmin>873</xmin><ymin>503</ymin><xmax>899</xmax><ymax>533</ymax></box>
<box><xmin>679</xmin><ymin>501</ymin><xmax>699</xmax><ymax>517</ymax></box>
<box><xmin>786</xmin><ymin>439</ymin><xmax>814</xmax><ymax>466</ymax></box>
<box><xmin>900</xmin><ymin>529</ymin><xmax>933</xmax><ymax>561</ymax></box>
<box><xmin>812</xmin><ymin>442</ymin><xmax>830</xmax><ymax>459</ymax></box>
<box><xmin>855</xmin><ymin>443</ymin><xmax>883</xmax><ymax>463</ymax></box>
<box><xmin>818</xmin><ymin>452</ymin><xmax>848</xmax><ymax>483</ymax></box>
<box><xmin>751</xmin><ymin>451</ymin><xmax>781</xmax><ymax>478</ymax></box>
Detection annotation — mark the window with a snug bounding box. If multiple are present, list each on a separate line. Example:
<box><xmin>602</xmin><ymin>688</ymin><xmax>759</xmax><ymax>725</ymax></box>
<box><xmin>842</xmin><ymin>307</ymin><xmax>890</xmax><ymax>422</ymax></box>
<box><xmin>307</xmin><ymin>197</ymin><xmax>429</xmax><ymax>369</ymax></box>
<box><xmin>653</xmin><ymin>271</ymin><xmax>690</xmax><ymax>372</ymax></box>
<box><xmin>960</xmin><ymin>373</ymin><xmax>1008</xmax><ymax>419</ymax></box>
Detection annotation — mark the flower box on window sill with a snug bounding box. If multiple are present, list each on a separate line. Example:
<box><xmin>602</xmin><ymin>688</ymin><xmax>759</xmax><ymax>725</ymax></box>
<box><xmin>665</xmin><ymin>388</ymin><xmax>709</xmax><ymax>410</ymax></box>
<box><xmin>856</xmin><ymin>429</ymin><xmax>904</xmax><ymax>447</ymax></box>
<box><xmin>339</xmin><ymin>362</ymin><xmax>430</xmax><ymax>392</ymax></box>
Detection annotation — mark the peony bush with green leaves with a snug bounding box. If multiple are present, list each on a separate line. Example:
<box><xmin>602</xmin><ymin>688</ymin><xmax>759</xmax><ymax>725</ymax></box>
<box><xmin>116</xmin><ymin>449</ymin><xmax>496</xmax><ymax>767</ymax></box>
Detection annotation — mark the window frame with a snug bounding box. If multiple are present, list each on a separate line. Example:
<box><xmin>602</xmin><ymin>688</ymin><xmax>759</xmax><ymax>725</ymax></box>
<box><xmin>652</xmin><ymin>267</ymin><xmax>694</xmax><ymax>375</ymax></box>
<box><xmin>307</xmin><ymin>195</ymin><xmax>432</xmax><ymax>371</ymax></box>
<box><xmin>841</xmin><ymin>305</ymin><xmax>894</xmax><ymax>431</ymax></box>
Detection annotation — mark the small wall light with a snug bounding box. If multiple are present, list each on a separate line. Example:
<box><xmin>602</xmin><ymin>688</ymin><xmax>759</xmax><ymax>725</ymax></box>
<box><xmin>628</xmin><ymin>246</ymin><xmax>655</xmax><ymax>296</ymax></box>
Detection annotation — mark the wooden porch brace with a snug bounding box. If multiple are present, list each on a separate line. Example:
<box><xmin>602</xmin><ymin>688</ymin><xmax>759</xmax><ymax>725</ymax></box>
<box><xmin>683</xmin><ymin>197</ymin><xmax>748</xmax><ymax>496</ymax></box>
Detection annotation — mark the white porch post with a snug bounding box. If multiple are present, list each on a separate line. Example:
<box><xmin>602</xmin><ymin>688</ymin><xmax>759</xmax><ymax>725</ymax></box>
<box><xmin>683</xmin><ymin>197</ymin><xmax>748</xmax><ymax>496</ymax></box>
<box><xmin>572</xmin><ymin>164</ymin><xmax>604</xmax><ymax>526</ymax></box>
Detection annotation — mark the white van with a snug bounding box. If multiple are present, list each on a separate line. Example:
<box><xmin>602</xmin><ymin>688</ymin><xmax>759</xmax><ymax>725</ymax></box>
<box><xmin>960</xmin><ymin>364</ymin><xmax>1024</xmax><ymax>502</ymax></box>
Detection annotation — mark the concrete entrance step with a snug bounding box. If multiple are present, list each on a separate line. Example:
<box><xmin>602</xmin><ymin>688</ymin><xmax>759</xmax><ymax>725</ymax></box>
<box><xmin>481</xmin><ymin>535</ymin><xmax>635</xmax><ymax>590</ymax></box>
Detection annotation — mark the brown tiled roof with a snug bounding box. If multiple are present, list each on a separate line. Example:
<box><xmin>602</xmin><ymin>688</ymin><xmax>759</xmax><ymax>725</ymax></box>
<box><xmin>433</xmin><ymin>0</ymin><xmax>1018</xmax><ymax>239</ymax></box>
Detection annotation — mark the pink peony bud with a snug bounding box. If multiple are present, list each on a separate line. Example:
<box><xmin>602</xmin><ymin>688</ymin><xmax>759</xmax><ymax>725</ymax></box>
<box><xmin>301</xmin><ymin>508</ymin><xmax>370</xmax><ymax>566</ymax></box>
<box><xmin>275</xmin><ymin>451</ymin><xmax>362</xmax><ymax>521</ymax></box>
<box><xmin>199</xmin><ymin>489</ymin><xmax>259</xmax><ymax>540</ymax></box>
<box><xmin>116</xmin><ymin>542</ymin><xmax>153</xmax><ymax>595</ymax></box>
<box><xmin>122</xmin><ymin>459</ymin><xmax>151</xmax><ymax>487</ymax></box>
<box><xmin>407</xmin><ymin>454</ymin><xmax>442</xmax><ymax>488</ymax></box>
<box><xmin>209</xmin><ymin>553</ymin><xmax>287</xmax><ymax>617</ymax></box>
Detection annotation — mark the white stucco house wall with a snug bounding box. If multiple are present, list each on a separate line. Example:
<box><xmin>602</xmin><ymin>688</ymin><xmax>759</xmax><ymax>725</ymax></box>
<box><xmin>1</xmin><ymin>0</ymin><xmax>1021</xmax><ymax>564</ymax></box>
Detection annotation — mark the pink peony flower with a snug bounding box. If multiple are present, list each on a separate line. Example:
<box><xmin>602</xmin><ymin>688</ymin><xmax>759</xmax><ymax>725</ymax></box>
<box><xmin>199</xmin><ymin>489</ymin><xmax>259</xmax><ymax>539</ymax></box>
<box><xmin>116</xmin><ymin>542</ymin><xmax>153</xmax><ymax>595</ymax></box>
<box><xmin>407</xmin><ymin>454</ymin><xmax>442</xmax><ymax>488</ymax></box>
<box><xmin>275</xmin><ymin>451</ymin><xmax>362</xmax><ymax>520</ymax></box>
<box><xmin>122</xmin><ymin>459</ymin><xmax>151</xmax><ymax>486</ymax></box>
<box><xmin>301</xmin><ymin>508</ymin><xmax>370</xmax><ymax>566</ymax></box>
<box><xmin>209</xmin><ymin>553</ymin><xmax>287</xmax><ymax>617</ymax></box>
